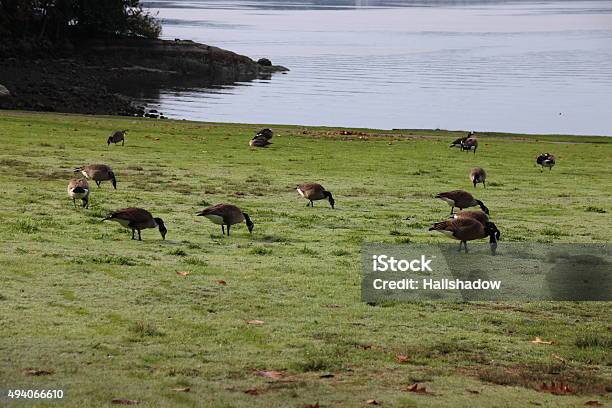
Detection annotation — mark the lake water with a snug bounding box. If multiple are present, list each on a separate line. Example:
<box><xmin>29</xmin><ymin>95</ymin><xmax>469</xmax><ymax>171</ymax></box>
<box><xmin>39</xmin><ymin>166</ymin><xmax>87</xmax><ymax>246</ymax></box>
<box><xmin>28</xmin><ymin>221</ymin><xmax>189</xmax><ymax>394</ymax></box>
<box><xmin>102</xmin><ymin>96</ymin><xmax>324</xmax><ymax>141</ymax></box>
<box><xmin>142</xmin><ymin>0</ymin><xmax>612</xmax><ymax>135</ymax></box>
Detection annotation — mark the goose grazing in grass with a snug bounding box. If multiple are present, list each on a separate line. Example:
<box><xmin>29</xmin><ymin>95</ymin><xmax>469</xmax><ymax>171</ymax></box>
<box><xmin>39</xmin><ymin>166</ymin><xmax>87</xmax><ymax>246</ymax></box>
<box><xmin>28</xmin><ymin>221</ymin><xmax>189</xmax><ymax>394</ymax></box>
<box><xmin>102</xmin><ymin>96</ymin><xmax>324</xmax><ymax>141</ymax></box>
<box><xmin>67</xmin><ymin>178</ymin><xmax>90</xmax><ymax>208</ymax></box>
<box><xmin>249</xmin><ymin>137</ymin><xmax>272</xmax><ymax>147</ymax></box>
<box><xmin>452</xmin><ymin>210</ymin><xmax>489</xmax><ymax>226</ymax></box>
<box><xmin>450</xmin><ymin>136</ymin><xmax>467</xmax><ymax>149</ymax></box>
<box><xmin>196</xmin><ymin>204</ymin><xmax>254</xmax><ymax>236</ymax></box>
<box><xmin>107</xmin><ymin>130</ymin><xmax>126</xmax><ymax>146</ymax></box>
<box><xmin>436</xmin><ymin>190</ymin><xmax>489</xmax><ymax>215</ymax></box>
<box><xmin>429</xmin><ymin>217</ymin><xmax>500</xmax><ymax>254</ymax></box>
<box><xmin>256</xmin><ymin>128</ymin><xmax>273</xmax><ymax>140</ymax></box>
<box><xmin>536</xmin><ymin>153</ymin><xmax>556</xmax><ymax>171</ymax></box>
<box><xmin>103</xmin><ymin>208</ymin><xmax>167</xmax><ymax>240</ymax></box>
<box><xmin>75</xmin><ymin>164</ymin><xmax>117</xmax><ymax>189</ymax></box>
<box><xmin>297</xmin><ymin>183</ymin><xmax>335</xmax><ymax>208</ymax></box>
<box><xmin>469</xmin><ymin>167</ymin><xmax>487</xmax><ymax>188</ymax></box>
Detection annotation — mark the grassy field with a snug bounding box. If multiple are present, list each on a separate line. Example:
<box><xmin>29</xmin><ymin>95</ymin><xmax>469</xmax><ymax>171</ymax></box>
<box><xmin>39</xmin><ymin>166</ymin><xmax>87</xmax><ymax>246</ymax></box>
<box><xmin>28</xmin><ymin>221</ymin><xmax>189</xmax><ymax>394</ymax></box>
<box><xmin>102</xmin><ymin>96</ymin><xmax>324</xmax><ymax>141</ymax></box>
<box><xmin>0</xmin><ymin>110</ymin><xmax>610</xmax><ymax>407</ymax></box>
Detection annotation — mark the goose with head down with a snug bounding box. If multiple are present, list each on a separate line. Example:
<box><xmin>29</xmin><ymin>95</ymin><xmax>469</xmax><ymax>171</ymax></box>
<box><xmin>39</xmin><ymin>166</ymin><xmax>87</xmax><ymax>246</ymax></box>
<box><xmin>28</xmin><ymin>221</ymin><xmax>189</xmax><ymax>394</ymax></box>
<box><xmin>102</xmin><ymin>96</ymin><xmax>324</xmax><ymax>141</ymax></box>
<box><xmin>196</xmin><ymin>204</ymin><xmax>254</xmax><ymax>236</ymax></box>
<box><xmin>103</xmin><ymin>208</ymin><xmax>167</xmax><ymax>241</ymax></box>
<box><xmin>436</xmin><ymin>190</ymin><xmax>489</xmax><ymax>215</ymax></box>
<box><xmin>429</xmin><ymin>217</ymin><xmax>500</xmax><ymax>254</ymax></box>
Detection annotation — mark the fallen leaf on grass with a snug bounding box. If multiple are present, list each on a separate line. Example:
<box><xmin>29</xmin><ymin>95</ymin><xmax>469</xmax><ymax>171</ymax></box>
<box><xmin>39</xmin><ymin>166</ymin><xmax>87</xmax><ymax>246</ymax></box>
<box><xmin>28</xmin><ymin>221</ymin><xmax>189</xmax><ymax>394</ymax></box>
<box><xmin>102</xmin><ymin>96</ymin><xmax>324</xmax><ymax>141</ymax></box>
<box><xmin>539</xmin><ymin>382</ymin><xmax>574</xmax><ymax>395</ymax></box>
<box><xmin>176</xmin><ymin>271</ymin><xmax>190</xmax><ymax>276</ymax></box>
<box><xmin>402</xmin><ymin>384</ymin><xmax>434</xmax><ymax>395</ymax></box>
<box><xmin>246</xmin><ymin>319</ymin><xmax>265</xmax><ymax>325</ymax></box>
<box><xmin>466</xmin><ymin>389</ymin><xmax>480</xmax><ymax>394</ymax></box>
<box><xmin>366</xmin><ymin>399</ymin><xmax>380</xmax><ymax>405</ymax></box>
<box><xmin>111</xmin><ymin>399</ymin><xmax>140</xmax><ymax>405</ymax></box>
<box><xmin>257</xmin><ymin>370</ymin><xmax>284</xmax><ymax>379</ymax></box>
<box><xmin>304</xmin><ymin>403</ymin><xmax>320</xmax><ymax>408</ymax></box>
<box><xmin>395</xmin><ymin>355</ymin><xmax>410</xmax><ymax>364</ymax></box>
<box><xmin>23</xmin><ymin>368</ymin><xmax>54</xmax><ymax>376</ymax></box>
<box><xmin>585</xmin><ymin>401</ymin><xmax>604</xmax><ymax>406</ymax></box>
<box><xmin>216</xmin><ymin>280</ymin><xmax>227</xmax><ymax>285</ymax></box>
<box><xmin>531</xmin><ymin>336</ymin><xmax>554</xmax><ymax>345</ymax></box>
<box><xmin>244</xmin><ymin>388</ymin><xmax>259</xmax><ymax>395</ymax></box>
<box><xmin>319</xmin><ymin>373</ymin><xmax>335</xmax><ymax>378</ymax></box>
<box><xmin>171</xmin><ymin>387</ymin><xmax>190</xmax><ymax>392</ymax></box>
<box><xmin>552</xmin><ymin>353</ymin><xmax>568</xmax><ymax>364</ymax></box>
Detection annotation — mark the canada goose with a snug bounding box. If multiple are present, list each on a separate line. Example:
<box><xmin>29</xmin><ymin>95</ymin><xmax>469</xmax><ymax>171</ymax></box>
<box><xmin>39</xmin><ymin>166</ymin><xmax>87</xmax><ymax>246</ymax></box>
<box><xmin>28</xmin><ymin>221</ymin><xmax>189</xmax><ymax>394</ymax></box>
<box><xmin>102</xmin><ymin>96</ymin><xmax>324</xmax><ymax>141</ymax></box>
<box><xmin>103</xmin><ymin>208</ymin><xmax>167</xmax><ymax>240</ymax></box>
<box><xmin>256</xmin><ymin>128</ymin><xmax>273</xmax><ymax>140</ymax></box>
<box><xmin>536</xmin><ymin>153</ymin><xmax>555</xmax><ymax>171</ymax></box>
<box><xmin>429</xmin><ymin>217</ymin><xmax>500</xmax><ymax>254</ymax></box>
<box><xmin>436</xmin><ymin>190</ymin><xmax>489</xmax><ymax>215</ymax></box>
<box><xmin>461</xmin><ymin>137</ymin><xmax>478</xmax><ymax>154</ymax></box>
<box><xmin>75</xmin><ymin>164</ymin><xmax>117</xmax><ymax>189</ymax></box>
<box><xmin>107</xmin><ymin>130</ymin><xmax>126</xmax><ymax>146</ymax></box>
<box><xmin>452</xmin><ymin>210</ymin><xmax>489</xmax><ymax>226</ymax></box>
<box><xmin>196</xmin><ymin>204</ymin><xmax>254</xmax><ymax>235</ymax></box>
<box><xmin>249</xmin><ymin>137</ymin><xmax>272</xmax><ymax>147</ymax></box>
<box><xmin>67</xmin><ymin>178</ymin><xmax>90</xmax><ymax>208</ymax></box>
<box><xmin>450</xmin><ymin>136</ymin><xmax>467</xmax><ymax>148</ymax></box>
<box><xmin>297</xmin><ymin>183</ymin><xmax>335</xmax><ymax>208</ymax></box>
<box><xmin>469</xmin><ymin>167</ymin><xmax>486</xmax><ymax>188</ymax></box>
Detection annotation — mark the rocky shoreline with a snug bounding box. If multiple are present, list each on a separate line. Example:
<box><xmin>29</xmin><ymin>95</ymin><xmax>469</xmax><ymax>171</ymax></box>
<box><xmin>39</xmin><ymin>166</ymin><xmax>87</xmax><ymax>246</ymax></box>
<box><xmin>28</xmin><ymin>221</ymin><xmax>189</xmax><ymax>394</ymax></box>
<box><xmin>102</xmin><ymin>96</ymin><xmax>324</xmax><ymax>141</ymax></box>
<box><xmin>0</xmin><ymin>38</ymin><xmax>288</xmax><ymax>117</ymax></box>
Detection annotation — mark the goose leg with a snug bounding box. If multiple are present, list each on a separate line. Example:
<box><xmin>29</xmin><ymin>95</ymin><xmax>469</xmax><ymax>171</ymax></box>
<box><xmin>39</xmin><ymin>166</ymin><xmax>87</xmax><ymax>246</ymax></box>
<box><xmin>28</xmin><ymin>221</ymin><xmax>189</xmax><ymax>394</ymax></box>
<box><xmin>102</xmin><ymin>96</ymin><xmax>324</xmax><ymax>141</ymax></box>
<box><xmin>131</xmin><ymin>229</ymin><xmax>135</xmax><ymax>240</ymax></box>
<box><xmin>464</xmin><ymin>242</ymin><xmax>469</xmax><ymax>253</ymax></box>
<box><xmin>96</xmin><ymin>180</ymin><xmax>101</xmax><ymax>187</ymax></box>
<box><xmin>73</xmin><ymin>198</ymin><xmax>77</xmax><ymax>208</ymax></box>
<box><xmin>458</xmin><ymin>241</ymin><xmax>463</xmax><ymax>252</ymax></box>
<box><xmin>138</xmin><ymin>230</ymin><xmax>142</xmax><ymax>241</ymax></box>
<box><xmin>227</xmin><ymin>224</ymin><xmax>231</xmax><ymax>236</ymax></box>
<box><xmin>222</xmin><ymin>225</ymin><xmax>225</xmax><ymax>235</ymax></box>
<box><xmin>310</xmin><ymin>200</ymin><xmax>314</xmax><ymax>207</ymax></box>
<box><xmin>450</xmin><ymin>206</ymin><xmax>454</xmax><ymax>215</ymax></box>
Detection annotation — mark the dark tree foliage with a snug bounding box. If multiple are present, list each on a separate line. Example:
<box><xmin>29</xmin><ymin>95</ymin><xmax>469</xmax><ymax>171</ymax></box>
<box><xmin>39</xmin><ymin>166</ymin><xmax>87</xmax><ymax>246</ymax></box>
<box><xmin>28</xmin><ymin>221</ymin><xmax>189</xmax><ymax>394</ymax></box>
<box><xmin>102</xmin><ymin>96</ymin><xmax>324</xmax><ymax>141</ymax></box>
<box><xmin>0</xmin><ymin>0</ymin><xmax>161</xmax><ymax>42</ymax></box>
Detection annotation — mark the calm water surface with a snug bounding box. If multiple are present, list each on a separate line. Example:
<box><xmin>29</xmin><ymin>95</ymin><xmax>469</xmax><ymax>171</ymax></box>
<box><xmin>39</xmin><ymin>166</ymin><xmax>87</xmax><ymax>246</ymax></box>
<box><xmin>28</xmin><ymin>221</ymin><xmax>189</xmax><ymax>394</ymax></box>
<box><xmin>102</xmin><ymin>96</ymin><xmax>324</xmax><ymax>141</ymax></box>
<box><xmin>142</xmin><ymin>0</ymin><xmax>612</xmax><ymax>135</ymax></box>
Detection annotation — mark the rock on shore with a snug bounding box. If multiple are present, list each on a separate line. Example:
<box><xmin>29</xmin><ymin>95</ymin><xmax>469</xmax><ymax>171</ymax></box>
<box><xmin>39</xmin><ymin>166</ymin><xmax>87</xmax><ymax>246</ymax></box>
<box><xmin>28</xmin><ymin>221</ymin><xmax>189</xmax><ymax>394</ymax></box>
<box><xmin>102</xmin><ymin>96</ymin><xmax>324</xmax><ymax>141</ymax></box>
<box><xmin>0</xmin><ymin>38</ymin><xmax>288</xmax><ymax>116</ymax></box>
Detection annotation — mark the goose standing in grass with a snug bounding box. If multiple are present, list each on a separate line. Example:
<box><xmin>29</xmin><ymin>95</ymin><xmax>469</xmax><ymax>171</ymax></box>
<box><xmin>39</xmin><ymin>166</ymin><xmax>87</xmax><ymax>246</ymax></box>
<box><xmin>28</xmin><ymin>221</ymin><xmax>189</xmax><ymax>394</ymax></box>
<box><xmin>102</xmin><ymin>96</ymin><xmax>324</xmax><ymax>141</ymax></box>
<box><xmin>107</xmin><ymin>130</ymin><xmax>126</xmax><ymax>146</ymax></box>
<box><xmin>452</xmin><ymin>210</ymin><xmax>489</xmax><ymax>225</ymax></box>
<box><xmin>75</xmin><ymin>164</ymin><xmax>117</xmax><ymax>189</ymax></box>
<box><xmin>536</xmin><ymin>153</ymin><xmax>556</xmax><ymax>171</ymax></box>
<box><xmin>249</xmin><ymin>137</ymin><xmax>272</xmax><ymax>147</ymax></box>
<box><xmin>461</xmin><ymin>136</ymin><xmax>478</xmax><ymax>154</ymax></box>
<box><xmin>436</xmin><ymin>190</ymin><xmax>489</xmax><ymax>215</ymax></box>
<box><xmin>469</xmin><ymin>167</ymin><xmax>486</xmax><ymax>188</ymax></box>
<box><xmin>196</xmin><ymin>204</ymin><xmax>254</xmax><ymax>236</ymax></box>
<box><xmin>103</xmin><ymin>208</ymin><xmax>167</xmax><ymax>240</ymax></box>
<box><xmin>429</xmin><ymin>217</ymin><xmax>500</xmax><ymax>254</ymax></box>
<box><xmin>450</xmin><ymin>136</ymin><xmax>467</xmax><ymax>149</ymax></box>
<box><xmin>256</xmin><ymin>128</ymin><xmax>273</xmax><ymax>140</ymax></box>
<box><xmin>67</xmin><ymin>178</ymin><xmax>90</xmax><ymax>208</ymax></box>
<box><xmin>297</xmin><ymin>183</ymin><xmax>335</xmax><ymax>208</ymax></box>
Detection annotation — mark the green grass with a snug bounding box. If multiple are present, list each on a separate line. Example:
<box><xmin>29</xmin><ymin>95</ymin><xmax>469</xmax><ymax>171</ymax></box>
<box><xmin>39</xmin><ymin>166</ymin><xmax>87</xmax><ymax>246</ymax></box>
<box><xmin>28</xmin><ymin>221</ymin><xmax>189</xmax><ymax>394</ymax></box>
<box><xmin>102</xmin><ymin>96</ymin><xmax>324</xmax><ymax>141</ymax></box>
<box><xmin>0</xmin><ymin>110</ymin><xmax>611</xmax><ymax>407</ymax></box>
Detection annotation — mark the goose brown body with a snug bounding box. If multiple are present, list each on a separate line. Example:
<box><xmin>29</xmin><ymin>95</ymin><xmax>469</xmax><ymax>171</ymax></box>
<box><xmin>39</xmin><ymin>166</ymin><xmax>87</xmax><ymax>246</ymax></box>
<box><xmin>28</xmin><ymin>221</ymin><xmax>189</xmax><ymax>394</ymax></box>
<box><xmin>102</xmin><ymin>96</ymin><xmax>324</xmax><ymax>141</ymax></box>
<box><xmin>296</xmin><ymin>183</ymin><xmax>335</xmax><ymax>208</ymax></box>
<box><xmin>196</xmin><ymin>204</ymin><xmax>254</xmax><ymax>235</ymax></box>
<box><xmin>67</xmin><ymin>178</ymin><xmax>90</xmax><ymax>208</ymax></box>
<box><xmin>469</xmin><ymin>167</ymin><xmax>486</xmax><ymax>188</ymax></box>
<box><xmin>436</xmin><ymin>190</ymin><xmax>489</xmax><ymax>215</ymax></box>
<box><xmin>461</xmin><ymin>137</ymin><xmax>478</xmax><ymax>153</ymax></box>
<box><xmin>75</xmin><ymin>164</ymin><xmax>117</xmax><ymax>189</ymax></box>
<box><xmin>103</xmin><ymin>208</ymin><xmax>166</xmax><ymax>240</ymax></box>
<box><xmin>108</xmin><ymin>130</ymin><xmax>126</xmax><ymax>146</ymax></box>
<box><xmin>453</xmin><ymin>210</ymin><xmax>489</xmax><ymax>225</ymax></box>
<box><xmin>429</xmin><ymin>217</ymin><xmax>500</xmax><ymax>254</ymax></box>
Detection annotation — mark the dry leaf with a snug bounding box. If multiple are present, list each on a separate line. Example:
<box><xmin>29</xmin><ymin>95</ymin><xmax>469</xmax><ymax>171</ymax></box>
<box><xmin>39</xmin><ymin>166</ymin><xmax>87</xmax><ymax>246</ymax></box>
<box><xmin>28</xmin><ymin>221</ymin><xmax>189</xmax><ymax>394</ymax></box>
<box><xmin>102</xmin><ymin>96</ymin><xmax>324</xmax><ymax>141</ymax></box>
<box><xmin>319</xmin><ymin>373</ymin><xmax>334</xmax><ymax>378</ymax></box>
<box><xmin>539</xmin><ymin>382</ymin><xmax>574</xmax><ymax>395</ymax></box>
<box><xmin>466</xmin><ymin>389</ymin><xmax>480</xmax><ymax>394</ymax></box>
<box><xmin>531</xmin><ymin>336</ymin><xmax>554</xmax><ymax>345</ymax></box>
<box><xmin>585</xmin><ymin>401</ymin><xmax>604</xmax><ymax>406</ymax></box>
<box><xmin>366</xmin><ymin>399</ymin><xmax>380</xmax><ymax>405</ymax></box>
<box><xmin>258</xmin><ymin>370</ymin><xmax>284</xmax><ymax>379</ymax></box>
<box><xmin>217</xmin><ymin>280</ymin><xmax>227</xmax><ymax>285</ymax></box>
<box><xmin>552</xmin><ymin>353</ymin><xmax>568</xmax><ymax>364</ymax></box>
<box><xmin>246</xmin><ymin>319</ymin><xmax>265</xmax><ymax>325</ymax></box>
<box><xmin>395</xmin><ymin>355</ymin><xmax>410</xmax><ymax>364</ymax></box>
<box><xmin>176</xmin><ymin>271</ymin><xmax>190</xmax><ymax>276</ymax></box>
<box><xmin>111</xmin><ymin>399</ymin><xmax>140</xmax><ymax>405</ymax></box>
<box><xmin>244</xmin><ymin>388</ymin><xmax>259</xmax><ymax>395</ymax></box>
<box><xmin>23</xmin><ymin>368</ymin><xmax>54</xmax><ymax>376</ymax></box>
<box><xmin>403</xmin><ymin>383</ymin><xmax>433</xmax><ymax>395</ymax></box>
<box><xmin>171</xmin><ymin>387</ymin><xmax>190</xmax><ymax>392</ymax></box>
